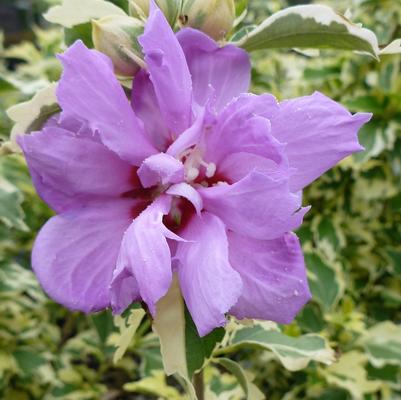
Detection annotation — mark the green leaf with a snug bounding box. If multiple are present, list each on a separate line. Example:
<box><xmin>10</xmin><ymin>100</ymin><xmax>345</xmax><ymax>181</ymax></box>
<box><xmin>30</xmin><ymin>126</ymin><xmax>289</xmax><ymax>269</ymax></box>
<box><xmin>153</xmin><ymin>276</ymin><xmax>224</xmax><ymax>381</ymax></box>
<box><xmin>386</xmin><ymin>248</ymin><xmax>401</xmax><ymax>276</ymax></box>
<box><xmin>0</xmin><ymin>351</ymin><xmax>18</xmax><ymax>377</ymax></box>
<box><xmin>303</xmin><ymin>65</ymin><xmax>341</xmax><ymax>81</ymax></box>
<box><xmin>352</xmin><ymin>121</ymin><xmax>396</xmax><ymax>163</ymax></box>
<box><xmin>110</xmin><ymin>308</ymin><xmax>145</xmax><ymax>363</ymax></box>
<box><xmin>152</xmin><ymin>277</ymin><xmax>188</xmax><ymax>378</ymax></box>
<box><xmin>296</xmin><ymin>303</ymin><xmax>325</xmax><ymax>333</ymax></box>
<box><xmin>316</xmin><ymin>388</ymin><xmax>354</xmax><ymax>400</ymax></box>
<box><xmin>234</xmin><ymin>0</ymin><xmax>248</xmax><ymax>27</ymax></box>
<box><xmin>64</xmin><ymin>23</ymin><xmax>94</xmax><ymax>47</ymax></box>
<box><xmin>184</xmin><ymin>308</ymin><xmax>224</xmax><ymax>378</ymax></box>
<box><xmin>44</xmin><ymin>0</ymin><xmax>126</xmax><ymax>28</ymax></box>
<box><xmin>312</xmin><ymin>217</ymin><xmax>345</xmax><ymax>261</ymax></box>
<box><xmin>0</xmin><ymin>177</ymin><xmax>28</xmax><ymax>231</ymax></box>
<box><xmin>235</xmin><ymin>0</ymin><xmax>248</xmax><ymax>18</ymax></box>
<box><xmin>157</xmin><ymin>0</ymin><xmax>183</xmax><ymax>27</ymax></box>
<box><xmin>0</xmin><ymin>261</ymin><xmax>42</xmax><ymax>295</ymax></box>
<box><xmin>358</xmin><ymin>322</ymin><xmax>401</xmax><ymax>367</ymax></box>
<box><xmin>7</xmin><ymin>83</ymin><xmax>60</xmax><ymax>149</ymax></box>
<box><xmin>324</xmin><ymin>351</ymin><xmax>382</xmax><ymax>399</ymax></box>
<box><xmin>222</xmin><ymin>323</ymin><xmax>335</xmax><ymax>371</ymax></box>
<box><xmin>207</xmin><ymin>368</ymin><xmax>239</xmax><ymax>398</ymax></box>
<box><xmin>123</xmin><ymin>371</ymin><xmax>184</xmax><ymax>399</ymax></box>
<box><xmin>235</xmin><ymin>5</ymin><xmax>380</xmax><ymax>58</ymax></box>
<box><xmin>305</xmin><ymin>252</ymin><xmax>343</xmax><ymax>312</ymax></box>
<box><xmin>137</xmin><ymin>346</ymin><xmax>164</xmax><ymax>376</ymax></box>
<box><xmin>367</xmin><ymin>364</ymin><xmax>400</xmax><ymax>384</ymax></box>
<box><xmin>343</xmin><ymin>96</ymin><xmax>384</xmax><ymax>114</ymax></box>
<box><xmin>91</xmin><ymin>310</ymin><xmax>114</xmax><ymax>344</ymax></box>
<box><xmin>214</xmin><ymin>358</ymin><xmax>264</xmax><ymax>400</ymax></box>
<box><xmin>0</xmin><ymin>75</ymin><xmax>18</xmax><ymax>92</ymax></box>
<box><xmin>13</xmin><ymin>350</ymin><xmax>47</xmax><ymax>375</ymax></box>
<box><xmin>129</xmin><ymin>0</ymin><xmax>182</xmax><ymax>27</ymax></box>
<box><xmin>379</xmin><ymin>38</ymin><xmax>401</xmax><ymax>55</ymax></box>
<box><xmin>230</xmin><ymin>25</ymin><xmax>257</xmax><ymax>42</ymax></box>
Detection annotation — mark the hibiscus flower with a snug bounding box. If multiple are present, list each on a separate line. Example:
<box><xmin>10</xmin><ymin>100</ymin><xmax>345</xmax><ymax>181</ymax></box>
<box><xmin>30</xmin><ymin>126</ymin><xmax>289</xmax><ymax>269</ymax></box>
<box><xmin>18</xmin><ymin>3</ymin><xmax>371</xmax><ymax>336</ymax></box>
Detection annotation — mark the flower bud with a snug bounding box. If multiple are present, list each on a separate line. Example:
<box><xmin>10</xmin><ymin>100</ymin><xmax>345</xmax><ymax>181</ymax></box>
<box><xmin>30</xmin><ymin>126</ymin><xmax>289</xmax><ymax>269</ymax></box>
<box><xmin>180</xmin><ymin>0</ymin><xmax>235</xmax><ymax>40</ymax></box>
<box><xmin>128</xmin><ymin>0</ymin><xmax>148</xmax><ymax>19</ymax></box>
<box><xmin>128</xmin><ymin>0</ymin><xmax>182</xmax><ymax>27</ymax></box>
<box><xmin>92</xmin><ymin>15</ymin><xmax>145</xmax><ymax>77</ymax></box>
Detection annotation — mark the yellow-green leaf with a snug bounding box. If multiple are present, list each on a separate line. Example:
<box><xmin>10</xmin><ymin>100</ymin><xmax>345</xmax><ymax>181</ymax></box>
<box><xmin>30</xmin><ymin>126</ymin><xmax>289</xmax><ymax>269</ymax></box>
<box><xmin>221</xmin><ymin>323</ymin><xmax>335</xmax><ymax>371</ymax></box>
<box><xmin>357</xmin><ymin>322</ymin><xmax>401</xmax><ymax>367</ymax></box>
<box><xmin>44</xmin><ymin>0</ymin><xmax>126</xmax><ymax>28</ymax></box>
<box><xmin>380</xmin><ymin>39</ymin><xmax>401</xmax><ymax>55</ymax></box>
<box><xmin>124</xmin><ymin>371</ymin><xmax>184</xmax><ymax>399</ymax></box>
<box><xmin>0</xmin><ymin>177</ymin><xmax>28</xmax><ymax>231</ymax></box>
<box><xmin>153</xmin><ymin>276</ymin><xmax>188</xmax><ymax>378</ymax></box>
<box><xmin>109</xmin><ymin>308</ymin><xmax>145</xmax><ymax>363</ymax></box>
<box><xmin>234</xmin><ymin>5</ymin><xmax>380</xmax><ymax>58</ymax></box>
<box><xmin>324</xmin><ymin>351</ymin><xmax>382</xmax><ymax>400</ymax></box>
<box><xmin>153</xmin><ymin>276</ymin><xmax>224</xmax><ymax>380</ymax></box>
<box><xmin>7</xmin><ymin>83</ymin><xmax>59</xmax><ymax>150</ymax></box>
<box><xmin>214</xmin><ymin>358</ymin><xmax>264</xmax><ymax>400</ymax></box>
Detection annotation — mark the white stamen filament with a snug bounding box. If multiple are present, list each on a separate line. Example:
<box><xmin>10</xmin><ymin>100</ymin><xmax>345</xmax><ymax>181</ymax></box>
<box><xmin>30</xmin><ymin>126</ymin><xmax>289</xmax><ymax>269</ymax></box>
<box><xmin>187</xmin><ymin>167</ymin><xmax>200</xmax><ymax>181</ymax></box>
<box><xmin>181</xmin><ymin>148</ymin><xmax>216</xmax><ymax>182</ymax></box>
<box><xmin>205</xmin><ymin>162</ymin><xmax>216</xmax><ymax>178</ymax></box>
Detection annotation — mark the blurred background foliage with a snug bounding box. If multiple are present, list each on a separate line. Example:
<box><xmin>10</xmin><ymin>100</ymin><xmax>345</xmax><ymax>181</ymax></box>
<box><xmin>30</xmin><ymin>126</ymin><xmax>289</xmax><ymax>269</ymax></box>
<box><xmin>1</xmin><ymin>0</ymin><xmax>401</xmax><ymax>399</ymax></box>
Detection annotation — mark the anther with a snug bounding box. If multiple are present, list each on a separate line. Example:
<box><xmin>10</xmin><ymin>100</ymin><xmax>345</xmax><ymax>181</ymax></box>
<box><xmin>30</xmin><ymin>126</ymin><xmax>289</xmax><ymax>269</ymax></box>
<box><xmin>187</xmin><ymin>167</ymin><xmax>200</xmax><ymax>181</ymax></box>
<box><xmin>205</xmin><ymin>162</ymin><xmax>216</xmax><ymax>178</ymax></box>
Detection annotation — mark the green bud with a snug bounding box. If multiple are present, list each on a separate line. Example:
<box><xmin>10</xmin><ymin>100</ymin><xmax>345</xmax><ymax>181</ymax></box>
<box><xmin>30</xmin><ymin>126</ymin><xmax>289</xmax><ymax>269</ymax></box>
<box><xmin>128</xmin><ymin>0</ymin><xmax>148</xmax><ymax>19</ymax></box>
<box><xmin>180</xmin><ymin>0</ymin><xmax>235</xmax><ymax>40</ymax></box>
<box><xmin>92</xmin><ymin>15</ymin><xmax>145</xmax><ymax>77</ymax></box>
<box><xmin>128</xmin><ymin>0</ymin><xmax>183</xmax><ymax>27</ymax></box>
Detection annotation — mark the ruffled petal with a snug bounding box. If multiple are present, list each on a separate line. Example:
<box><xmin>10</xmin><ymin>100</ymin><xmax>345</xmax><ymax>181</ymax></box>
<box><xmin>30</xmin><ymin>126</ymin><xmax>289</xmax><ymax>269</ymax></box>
<box><xmin>57</xmin><ymin>40</ymin><xmax>156</xmax><ymax>165</ymax></box>
<box><xmin>44</xmin><ymin>112</ymin><xmax>99</xmax><ymax>141</ymax></box>
<box><xmin>219</xmin><ymin>151</ymin><xmax>287</xmax><ymax>183</ymax></box>
<box><xmin>137</xmin><ymin>153</ymin><xmax>184</xmax><ymax>188</ymax></box>
<box><xmin>166</xmin><ymin>108</ymin><xmax>205</xmax><ymax>157</ymax></box>
<box><xmin>139</xmin><ymin>3</ymin><xmax>192</xmax><ymax>135</ymax></box>
<box><xmin>31</xmin><ymin>199</ymin><xmax>134</xmax><ymax>313</ymax></box>
<box><xmin>176</xmin><ymin>28</ymin><xmax>251</xmax><ymax>112</ymax></box>
<box><xmin>175</xmin><ymin>212</ymin><xmax>242</xmax><ymax>336</ymax></box>
<box><xmin>109</xmin><ymin>268</ymin><xmax>140</xmax><ymax>315</ymax></box>
<box><xmin>110</xmin><ymin>196</ymin><xmax>182</xmax><ymax>315</ymax></box>
<box><xmin>269</xmin><ymin>92</ymin><xmax>371</xmax><ymax>191</ymax></box>
<box><xmin>17</xmin><ymin>127</ymin><xmax>137</xmax><ymax>213</ymax></box>
<box><xmin>166</xmin><ymin>183</ymin><xmax>203</xmax><ymax>215</ymax></box>
<box><xmin>204</xmin><ymin>94</ymin><xmax>285</xmax><ymax>166</ymax></box>
<box><xmin>131</xmin><ymin>69</ymin><xmax>171</xmax><ymax>151</ymax></box>
<box><xmin>228</xmin><ymin>231</ymin><xmax>311</xmax><ymax>323</ymax></box>
<box><xmin>199</xmin><ymin>171</ymin><xmax>309</xmax><ymax>240</ymax></box>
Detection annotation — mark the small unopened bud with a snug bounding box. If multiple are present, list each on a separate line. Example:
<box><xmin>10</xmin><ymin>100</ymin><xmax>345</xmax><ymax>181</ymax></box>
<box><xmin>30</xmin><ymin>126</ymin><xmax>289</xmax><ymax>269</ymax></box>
<box><xmin>128</xmin><ymin>0</ymin><xmax>182</xmax><ymax>27</ymax></box>
<box><xmin>180</xmin><ymin>0</ymin><xmax>235</xmax><ymax>40</ymax></box>
<box><xmin>128</xmin><ymin>0</ymin><xmax>148</xmax><ymax>19</ymax></box>
<box><xmin>92</xmin><ymin>15</ymin><xmax>145</xmax><ymax>77</ymax></box>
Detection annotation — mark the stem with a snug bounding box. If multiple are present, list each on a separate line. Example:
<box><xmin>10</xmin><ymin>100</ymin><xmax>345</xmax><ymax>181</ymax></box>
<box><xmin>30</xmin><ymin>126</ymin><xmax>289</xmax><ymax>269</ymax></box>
<box><xmin>193</xmin><ymin>370</ymin><xmax>204</xmax><ymax>400</ymax></box>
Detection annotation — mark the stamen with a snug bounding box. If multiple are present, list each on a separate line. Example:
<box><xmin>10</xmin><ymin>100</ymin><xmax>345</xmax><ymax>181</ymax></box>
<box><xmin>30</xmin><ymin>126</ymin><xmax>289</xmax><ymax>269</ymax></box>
<box><xmin>187</xmin><ymin>167</ymin><xmax>200</xmax><ymax>181</ymax></box>
<box><xmin>181</xmin><ymin>147</ymin><xmax>216</xmax><ymax>183</ymax></box>
<box><xmin>205</xmin><ymin>162</ymin><xmax>216</xmax><ymax>178</ymax></box>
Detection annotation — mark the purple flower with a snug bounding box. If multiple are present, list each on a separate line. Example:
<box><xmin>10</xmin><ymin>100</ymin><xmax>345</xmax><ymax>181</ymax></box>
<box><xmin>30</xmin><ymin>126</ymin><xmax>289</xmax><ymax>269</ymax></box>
<box><xmin>18</xmin><ymin>3</ymin><xmax>371</xmax><ymax>336</ymax></box>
